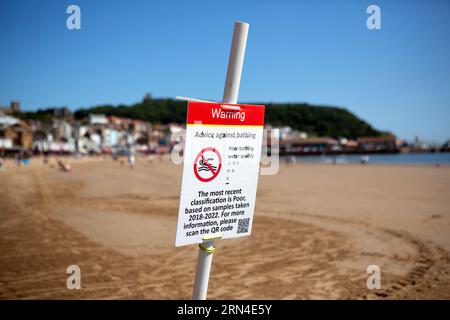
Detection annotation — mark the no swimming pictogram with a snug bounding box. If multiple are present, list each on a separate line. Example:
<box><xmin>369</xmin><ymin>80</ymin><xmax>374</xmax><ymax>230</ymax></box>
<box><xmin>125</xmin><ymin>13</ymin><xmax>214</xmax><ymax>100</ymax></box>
<box><xmin>194</xmin><ymin>147</ymin><xmax>222</xmax><ymax>182</ymax></box>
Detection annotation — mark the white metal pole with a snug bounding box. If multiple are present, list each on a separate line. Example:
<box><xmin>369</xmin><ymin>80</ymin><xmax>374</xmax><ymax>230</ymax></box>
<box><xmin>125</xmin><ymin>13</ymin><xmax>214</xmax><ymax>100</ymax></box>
<box><xmin>223</xmin><ymin>21</ymin><xmax>249</xmax><ymax>104</ymax></box>
<box><xmin>192</xmin><ymin>21</ymin><xmax>249</xmax><ymax>300</ymax></box>
<box><xmin>192</xmin><ymin>238</ymin><xmax>217</xmax><ymax>300</ymax></box>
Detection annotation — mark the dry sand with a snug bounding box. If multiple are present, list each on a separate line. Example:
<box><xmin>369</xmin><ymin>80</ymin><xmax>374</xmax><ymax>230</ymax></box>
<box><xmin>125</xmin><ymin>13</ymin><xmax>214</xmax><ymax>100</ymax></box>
<box><xmin>0</xmin><ymin>156</ymin><xmax>449</xmax><ymax>299</ymax></box>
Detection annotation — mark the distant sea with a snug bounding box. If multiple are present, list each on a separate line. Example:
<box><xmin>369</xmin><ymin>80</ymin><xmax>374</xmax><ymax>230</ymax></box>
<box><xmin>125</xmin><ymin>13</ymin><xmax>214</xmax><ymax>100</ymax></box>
<box><xmin>288</xmin><ymin>153</ymin><xmax>450</xmax><ymax>165</ymax></box>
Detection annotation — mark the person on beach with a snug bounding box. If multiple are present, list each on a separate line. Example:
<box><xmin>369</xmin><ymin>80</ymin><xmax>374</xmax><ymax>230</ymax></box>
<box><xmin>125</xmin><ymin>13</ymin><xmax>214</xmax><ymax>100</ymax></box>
<box><xmin>360</xmin><ymin>154</ymin><xmax>370</xmax><ymax>164</ymax></box>
<box><xmin>57</xmin><ymin>160</ymin><xmax>72</xmax><ymax>172</ymax></box>
<box><xmin>15</xmin><ymin>153</ymin><xmax>22</xmax><ymax>166</ymax></box>
<box><xmin>286</xmin><ymin>155</ymin><xmax>296</xmax><ymax>166</ymax></box>
<box><xmin>22</xmin><ymin>152</ymin><xmax>30</xmax><ymax>166</ymax></box>
<box><xmin>128</xmin><ymin>153</ymin><xmax>136</xmax><ymax>169</ymax></box>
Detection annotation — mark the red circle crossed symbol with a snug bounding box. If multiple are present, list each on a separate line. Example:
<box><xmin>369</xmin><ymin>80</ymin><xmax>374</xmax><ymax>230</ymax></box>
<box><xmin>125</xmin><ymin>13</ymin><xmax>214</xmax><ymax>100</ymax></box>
<box><xmin>194</xmin><ymin>147</ymin><xmax>222</xmax><ymax>182</ymax></box>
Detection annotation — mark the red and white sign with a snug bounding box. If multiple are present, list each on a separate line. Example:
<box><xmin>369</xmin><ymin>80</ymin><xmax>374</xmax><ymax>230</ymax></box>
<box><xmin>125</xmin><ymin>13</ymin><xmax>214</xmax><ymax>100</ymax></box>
<box><xmin>175</xmin><ymin>101</ymin><xmax>265</xmax><ymax>246</ymax></box>
<box><xmin>194</xmin><ymin>147</ymin><xmax>222</xmax><ymax>182</ymax></box>
<box><xmin>186</xmin><ymin>102</ymin><xmax>265</xmax><ymax>126</ymax></box>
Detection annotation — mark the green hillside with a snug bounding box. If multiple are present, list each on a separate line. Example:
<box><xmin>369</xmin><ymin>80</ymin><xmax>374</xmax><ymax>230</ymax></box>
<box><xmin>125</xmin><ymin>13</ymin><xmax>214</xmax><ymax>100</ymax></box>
<box><xmin>24</xmin><ymin>99</ymin><xmax>382</xmax><ymax>138</ymax></box>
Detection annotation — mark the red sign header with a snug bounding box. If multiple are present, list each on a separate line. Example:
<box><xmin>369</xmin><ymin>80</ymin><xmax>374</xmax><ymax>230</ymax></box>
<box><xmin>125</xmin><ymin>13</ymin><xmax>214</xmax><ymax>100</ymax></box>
<box><xmin>187</xmin><ymin>101</ymin><xmax>265</xmax><ymax>126</ymax></box>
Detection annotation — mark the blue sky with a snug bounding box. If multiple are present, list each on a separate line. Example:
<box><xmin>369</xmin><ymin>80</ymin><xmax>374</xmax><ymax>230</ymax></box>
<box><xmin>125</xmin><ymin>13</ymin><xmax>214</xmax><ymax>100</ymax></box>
<box><xmin>0</xmin><ymin>0</ymin><xmax>449</xmax><ymax>142</ymax></box>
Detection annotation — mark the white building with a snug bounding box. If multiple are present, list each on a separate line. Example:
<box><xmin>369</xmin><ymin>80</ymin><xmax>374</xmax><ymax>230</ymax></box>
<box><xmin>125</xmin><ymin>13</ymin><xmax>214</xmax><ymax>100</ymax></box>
<box><xmin>89</xmin><ymin>114</ymin><xmax>108</xmax><ymax>125</ymax></box>
<box><xmin>0</xmin><ymin>138</ymin><xmax>12</xmax><ymax>149</ymax></box>
<box><xmin>103</xmin><ymin>128</ymin><xmax>121</xmax><ymax>147</ymax></box>
<box><xmin>0</xmin><ymin>112</ymin><xmax>19</xmax><ymax>127</ymax></box>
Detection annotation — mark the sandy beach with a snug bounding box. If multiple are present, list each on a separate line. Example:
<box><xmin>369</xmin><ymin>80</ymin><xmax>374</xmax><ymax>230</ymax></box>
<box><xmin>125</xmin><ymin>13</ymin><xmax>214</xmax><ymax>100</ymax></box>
<box><xmin>0</xmin><ymin>157</ymin><xmax>449</xmax><ymax>299</ymax></box>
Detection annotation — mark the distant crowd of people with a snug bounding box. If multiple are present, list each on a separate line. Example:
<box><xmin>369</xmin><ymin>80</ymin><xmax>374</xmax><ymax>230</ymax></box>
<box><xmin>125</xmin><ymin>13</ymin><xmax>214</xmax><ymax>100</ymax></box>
<box><xmin>0</xmin><ymin>151</ymin><xmax>32</xmax><ymax>169</ymax></box>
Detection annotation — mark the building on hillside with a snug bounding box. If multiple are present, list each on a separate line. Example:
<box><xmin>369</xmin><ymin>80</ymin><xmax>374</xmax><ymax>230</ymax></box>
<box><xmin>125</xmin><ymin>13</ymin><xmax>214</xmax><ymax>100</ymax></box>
<box><xmin>0</xmin><ymin>112</ymin><xmax>32</xmax><ymax>151</ymax></box>
<box><xmin>143</xmin><ymin>92</ymin><xmax>152</xmax><ymax>103</ymax></box>
<box><xmin>108</xmin><ymin>116</ymin><xmax>133</xmax><ymax>129</ymax></box>
<box><xmin>441</xmin><ymin>140</ymin><xmax>450</xmax><ymax>152</ymax></box>
<box><xmin>0</xmin><ymin>111</ymin><xmax>20</xmax><ymax>127</ymax></box>
<box><xmin>278</xmin><ymin>126</ymin><xmax>308</xmax><ymax>140</ymax></box>
<box><xmin>0</xmin><ymin>122</ymin><xmax>33</xmax><ymax>151</ymax></box>
<box><xmin>280</xmin><ymin>137</ymin><xmax>338</xmax><ymax>155</ymax></box>
<box><xmin>357</xmin><ymin>136</ymin><xmax>399</xmax><ymax>153</ymax></box>
<box><xmin>89</xmin><ymin>114</ymin><xmax>108</xmax><ymax>125</ymax></box>
<box><xmin>0</xmin><ymin>101</ymin><xmax>20</xmax><ymax>115</ymax></box>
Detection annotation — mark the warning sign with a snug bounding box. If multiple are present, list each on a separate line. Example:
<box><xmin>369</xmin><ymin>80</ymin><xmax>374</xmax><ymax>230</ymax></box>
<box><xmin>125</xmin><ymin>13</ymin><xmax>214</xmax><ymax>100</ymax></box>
<box><xmin>175</xmin><ymin>101</ymin><xmax>265</xmax><ymax>246</ymax></box>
